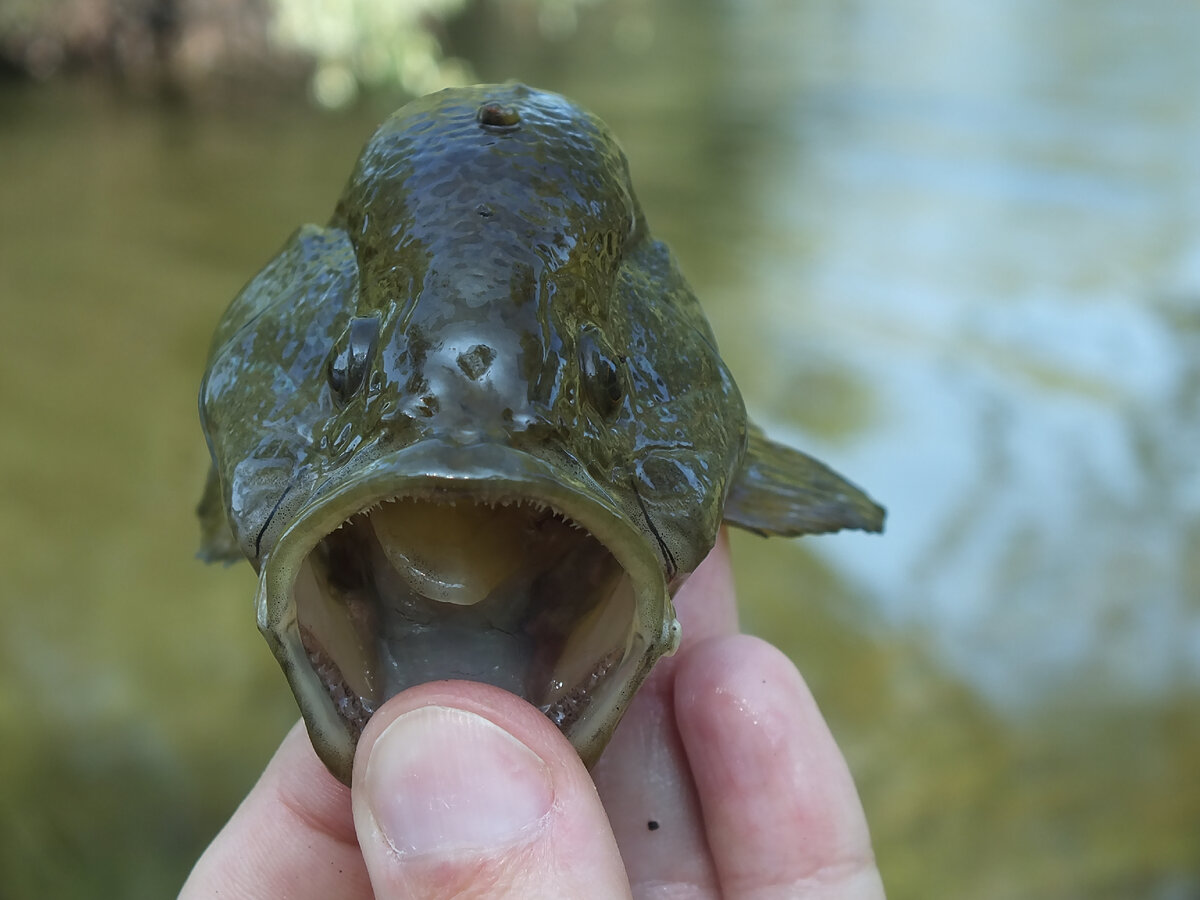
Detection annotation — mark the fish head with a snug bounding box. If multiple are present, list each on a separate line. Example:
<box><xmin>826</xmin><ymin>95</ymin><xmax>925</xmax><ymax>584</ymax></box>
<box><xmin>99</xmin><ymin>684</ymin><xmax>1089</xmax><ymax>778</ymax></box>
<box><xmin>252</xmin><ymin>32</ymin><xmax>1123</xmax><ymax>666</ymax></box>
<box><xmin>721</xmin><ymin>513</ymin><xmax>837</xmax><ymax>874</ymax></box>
<box><xmin>198</xmin><ymin>85</ymin><xmax>749</xmax><ymax>783</ymax></box>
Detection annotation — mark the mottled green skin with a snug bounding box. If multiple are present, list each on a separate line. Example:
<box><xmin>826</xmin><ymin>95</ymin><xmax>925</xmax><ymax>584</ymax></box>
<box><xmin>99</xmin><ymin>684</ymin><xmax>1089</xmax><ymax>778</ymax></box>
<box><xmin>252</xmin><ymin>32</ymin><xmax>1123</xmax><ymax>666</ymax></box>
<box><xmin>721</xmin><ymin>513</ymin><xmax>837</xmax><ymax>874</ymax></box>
<box><xmin>199</xmin><ymin>84</ymin><xmax>883</xmax><ymax>782</ymax></box>
<box><xmin>202</xmin><ymin>84</ymin><xmax>741</xmax><ymax>578</ymax></box>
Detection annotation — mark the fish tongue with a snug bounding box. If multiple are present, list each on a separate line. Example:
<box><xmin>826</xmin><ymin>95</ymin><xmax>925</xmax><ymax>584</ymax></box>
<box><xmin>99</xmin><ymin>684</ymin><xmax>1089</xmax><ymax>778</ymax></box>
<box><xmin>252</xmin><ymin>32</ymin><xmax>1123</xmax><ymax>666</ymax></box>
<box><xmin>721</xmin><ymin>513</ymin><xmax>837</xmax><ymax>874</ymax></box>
<box><xmin>369</xmin><ymin>499</ymin><xmax>531</xmax><ymax>605</ymax></box>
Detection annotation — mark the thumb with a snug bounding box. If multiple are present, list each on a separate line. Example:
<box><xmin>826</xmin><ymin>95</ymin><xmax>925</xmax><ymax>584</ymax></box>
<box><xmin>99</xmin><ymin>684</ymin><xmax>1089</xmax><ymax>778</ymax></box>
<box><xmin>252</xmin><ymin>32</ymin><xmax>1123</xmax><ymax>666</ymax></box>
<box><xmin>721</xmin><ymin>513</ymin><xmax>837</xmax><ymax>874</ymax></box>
<box><xmin>351</xmin><ymin>682</ymin><xmax>633</xmax><ymax>899</ymax></box>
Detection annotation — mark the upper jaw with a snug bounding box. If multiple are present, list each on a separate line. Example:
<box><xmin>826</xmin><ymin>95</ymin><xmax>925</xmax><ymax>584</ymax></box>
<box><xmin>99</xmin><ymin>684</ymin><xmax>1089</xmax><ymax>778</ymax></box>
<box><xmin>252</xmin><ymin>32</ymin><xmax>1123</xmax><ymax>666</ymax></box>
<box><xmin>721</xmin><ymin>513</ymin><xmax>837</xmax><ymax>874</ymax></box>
<box><xmin>255</xmin><ymin>439</ymin><xmax>676</xmax><ymax>784</ymax></box>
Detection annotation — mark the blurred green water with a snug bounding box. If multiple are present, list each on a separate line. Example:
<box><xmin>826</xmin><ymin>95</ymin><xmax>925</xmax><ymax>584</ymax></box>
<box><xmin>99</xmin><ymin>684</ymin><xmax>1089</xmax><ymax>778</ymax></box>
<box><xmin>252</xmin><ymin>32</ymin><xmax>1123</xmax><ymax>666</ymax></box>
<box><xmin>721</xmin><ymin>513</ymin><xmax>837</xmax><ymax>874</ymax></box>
<box><xmin>2</xmin><ymin>1</ymin><xmax>1199</xmax><ymax>897</ymax></box>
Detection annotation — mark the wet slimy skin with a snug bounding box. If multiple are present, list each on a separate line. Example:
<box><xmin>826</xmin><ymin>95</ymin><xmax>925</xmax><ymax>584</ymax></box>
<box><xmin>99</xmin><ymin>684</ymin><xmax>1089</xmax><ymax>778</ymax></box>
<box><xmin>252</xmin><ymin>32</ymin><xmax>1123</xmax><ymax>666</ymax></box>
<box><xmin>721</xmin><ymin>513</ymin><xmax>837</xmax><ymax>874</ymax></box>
<box><xmin>197</xmin><ymin>84</ymin><xmax>885</xmax><ymax>785</ymax></box>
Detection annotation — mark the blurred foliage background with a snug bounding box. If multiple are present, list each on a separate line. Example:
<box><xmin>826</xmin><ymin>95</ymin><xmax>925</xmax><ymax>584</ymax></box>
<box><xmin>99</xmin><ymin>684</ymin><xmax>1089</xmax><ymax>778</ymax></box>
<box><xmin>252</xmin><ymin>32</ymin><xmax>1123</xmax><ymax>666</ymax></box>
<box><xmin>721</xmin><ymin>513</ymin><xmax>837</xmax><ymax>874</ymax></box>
<box><xmin>2</xmin><ymin>0</ymin><xmax>1199</xmax><ymax>897</ymax></box>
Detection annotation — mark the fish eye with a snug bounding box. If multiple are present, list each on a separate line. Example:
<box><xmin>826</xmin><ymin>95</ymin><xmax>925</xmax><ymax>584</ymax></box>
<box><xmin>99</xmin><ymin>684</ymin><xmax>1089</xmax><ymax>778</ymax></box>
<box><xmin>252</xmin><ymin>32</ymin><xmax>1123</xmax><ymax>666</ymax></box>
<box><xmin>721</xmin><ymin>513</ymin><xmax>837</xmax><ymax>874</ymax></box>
<box><xmin>328</xmin><ymin>315</ymin><xmax>380</xmax><ymax>404</ymax></box>
<box><xmin>579</xmin><ymin>328</ymin><xmax>625</xmax><ymax>420</ymax></box>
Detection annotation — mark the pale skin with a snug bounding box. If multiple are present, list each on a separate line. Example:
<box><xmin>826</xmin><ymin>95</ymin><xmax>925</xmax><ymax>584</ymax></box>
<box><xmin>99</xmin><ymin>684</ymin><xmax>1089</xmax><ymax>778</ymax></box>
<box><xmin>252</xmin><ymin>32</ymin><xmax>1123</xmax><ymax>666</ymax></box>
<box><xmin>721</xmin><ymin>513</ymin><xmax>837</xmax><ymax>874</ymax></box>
<box><xmin>181</xmin><ymin>530</ymin><xmax>886</xmax><ymax>899</ymax></box>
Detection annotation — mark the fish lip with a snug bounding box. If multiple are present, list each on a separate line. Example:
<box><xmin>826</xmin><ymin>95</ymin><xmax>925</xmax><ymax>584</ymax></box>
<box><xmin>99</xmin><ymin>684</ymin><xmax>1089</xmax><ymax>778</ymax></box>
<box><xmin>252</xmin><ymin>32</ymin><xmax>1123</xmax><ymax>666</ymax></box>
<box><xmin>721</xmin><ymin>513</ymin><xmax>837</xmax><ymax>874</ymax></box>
<box><xmin>254</xmin><ymin>439</ymin><xmax>673</xmax><ymax>785</ymax></box>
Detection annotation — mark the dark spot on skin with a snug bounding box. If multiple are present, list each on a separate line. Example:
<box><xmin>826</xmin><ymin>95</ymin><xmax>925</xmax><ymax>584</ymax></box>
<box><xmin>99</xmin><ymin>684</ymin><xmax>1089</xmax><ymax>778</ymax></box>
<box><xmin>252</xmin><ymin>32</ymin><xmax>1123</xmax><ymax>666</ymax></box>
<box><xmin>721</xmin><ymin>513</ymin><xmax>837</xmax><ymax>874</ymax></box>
<box><xmin>456</xmin><ymin>344</ymin><xmax>497</xmax><ymax>380</ymax></box>
<box><xmin>647</xmin><ymin>820</ymin><xmax>660</xmax><ymax>831</ymax></box>
<box><xmin>405</xmin><ymin>371</ymin><xmax>427</xmax><ymax>395</ymax></box>
<box><xmin>477</xmin><ymin>102</ymin><xmax>521</xmax><ymax>132</ymax></box>
<box><xmin>510</xmin><ymin>263</ymin><xmax>537</xmax><ymax>306</ymax></box>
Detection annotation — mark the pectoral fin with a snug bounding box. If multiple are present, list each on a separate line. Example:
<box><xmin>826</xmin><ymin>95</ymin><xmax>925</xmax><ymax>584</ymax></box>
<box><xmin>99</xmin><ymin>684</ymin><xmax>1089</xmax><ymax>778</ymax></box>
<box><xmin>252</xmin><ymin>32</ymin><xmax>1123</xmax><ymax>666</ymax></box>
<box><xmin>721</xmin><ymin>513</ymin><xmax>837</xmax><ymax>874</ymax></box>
<box><xmin>197</xmin><ymin>464</ymin><xmax>244</xmax><ymax>564</ymax></box>
<box><xmin>724</xmin><ymin>425</ymin><xmax>885</xmax><ymax>537</ymax></box>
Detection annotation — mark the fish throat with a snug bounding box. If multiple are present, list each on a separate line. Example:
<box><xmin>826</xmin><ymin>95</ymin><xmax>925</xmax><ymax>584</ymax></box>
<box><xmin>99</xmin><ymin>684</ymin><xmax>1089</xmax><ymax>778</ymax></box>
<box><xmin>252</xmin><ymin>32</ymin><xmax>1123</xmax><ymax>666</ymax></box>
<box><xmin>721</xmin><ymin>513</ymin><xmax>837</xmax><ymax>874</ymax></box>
<box><xmin>290</xmin><ymin>494</ymin><xmax>639</xmax><ymax>743</ymax></box>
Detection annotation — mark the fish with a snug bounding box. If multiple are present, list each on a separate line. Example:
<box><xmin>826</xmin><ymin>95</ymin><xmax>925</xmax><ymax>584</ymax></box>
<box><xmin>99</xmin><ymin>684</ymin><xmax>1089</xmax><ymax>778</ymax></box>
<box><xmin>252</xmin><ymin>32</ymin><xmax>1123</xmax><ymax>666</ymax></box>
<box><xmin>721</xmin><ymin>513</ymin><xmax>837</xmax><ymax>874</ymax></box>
<box><xmin>197</xmin><ymin>83</ymin><xmax>884</xmax><ymax>785</ymax></box>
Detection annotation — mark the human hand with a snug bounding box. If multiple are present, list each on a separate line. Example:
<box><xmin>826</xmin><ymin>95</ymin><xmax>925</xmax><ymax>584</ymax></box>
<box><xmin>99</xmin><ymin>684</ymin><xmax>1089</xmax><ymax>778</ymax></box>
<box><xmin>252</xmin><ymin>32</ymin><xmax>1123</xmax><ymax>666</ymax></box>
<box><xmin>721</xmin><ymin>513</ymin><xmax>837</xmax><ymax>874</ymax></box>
<box><xmin>181</xmin><ymin>530</ymin><xmax>885</xmax><ymax>898</ymax></box>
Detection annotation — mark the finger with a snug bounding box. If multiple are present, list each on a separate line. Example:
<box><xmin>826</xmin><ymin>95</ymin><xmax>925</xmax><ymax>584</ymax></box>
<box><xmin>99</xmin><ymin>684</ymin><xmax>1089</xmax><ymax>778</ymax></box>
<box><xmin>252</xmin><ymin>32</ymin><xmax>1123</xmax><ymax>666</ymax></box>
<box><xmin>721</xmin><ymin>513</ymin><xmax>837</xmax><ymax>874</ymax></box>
<box><xmin>592</xmin><ymin>530</ymin><xmax>739</xmax><ymax>896</ymax></box>
<box><xmin>351</xmin><ymin>681</ymin><xmax>632</xmax><ymax>899</ymax></box>
<box><xmin>668</xmin><ymin>527</ymin><xmax>740</xmax><ymax>654</ymax></box>
<box><xmin>675</xmin><ymin>635</ymin><xmax>886</xmax><ymax>899</ymax></box>
<box><xmin>179</xmin><ymin>721</ymin><xmax>372</xmax><ymax>900</ymax></box>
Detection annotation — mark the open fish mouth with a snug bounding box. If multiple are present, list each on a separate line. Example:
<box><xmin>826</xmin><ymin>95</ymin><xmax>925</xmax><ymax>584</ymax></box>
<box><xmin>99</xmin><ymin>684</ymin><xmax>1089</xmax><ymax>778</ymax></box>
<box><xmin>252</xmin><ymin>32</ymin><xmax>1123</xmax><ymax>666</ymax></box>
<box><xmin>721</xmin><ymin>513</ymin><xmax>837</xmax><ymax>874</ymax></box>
<box><xmin>255</xmin><ymin>442</ymin><xmax>674</xmax><ymax>784</ymax></box>
<box><xmin>297</xmin><ymin>498</ymin><xmax>636</xmax><ymax>732</ymax></box>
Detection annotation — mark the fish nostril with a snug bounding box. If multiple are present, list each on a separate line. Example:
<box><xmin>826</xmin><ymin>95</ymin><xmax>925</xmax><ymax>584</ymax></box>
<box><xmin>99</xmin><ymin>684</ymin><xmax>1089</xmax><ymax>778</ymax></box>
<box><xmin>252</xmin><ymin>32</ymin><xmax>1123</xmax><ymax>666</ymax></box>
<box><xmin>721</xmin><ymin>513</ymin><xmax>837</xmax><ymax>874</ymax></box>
<box><xmin>455</xmin><ymin>344</ymin><xmax>497</xmax><ymax>381</ymax></box>
<box><xmin>477</xmin><ymin>102</ymin><xmax>521</xmax><ymax>131</ymax></box>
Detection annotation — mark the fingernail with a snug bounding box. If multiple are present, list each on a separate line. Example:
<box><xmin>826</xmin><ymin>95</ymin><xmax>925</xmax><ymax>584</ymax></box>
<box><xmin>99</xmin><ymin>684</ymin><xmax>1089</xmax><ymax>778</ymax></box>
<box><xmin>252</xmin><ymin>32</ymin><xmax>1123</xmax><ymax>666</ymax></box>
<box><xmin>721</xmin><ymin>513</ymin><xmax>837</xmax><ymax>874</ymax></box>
<box><xmin>363</xmin><ymin>705</ymin><xmax>554</xmax><ymax>857</ymax></box>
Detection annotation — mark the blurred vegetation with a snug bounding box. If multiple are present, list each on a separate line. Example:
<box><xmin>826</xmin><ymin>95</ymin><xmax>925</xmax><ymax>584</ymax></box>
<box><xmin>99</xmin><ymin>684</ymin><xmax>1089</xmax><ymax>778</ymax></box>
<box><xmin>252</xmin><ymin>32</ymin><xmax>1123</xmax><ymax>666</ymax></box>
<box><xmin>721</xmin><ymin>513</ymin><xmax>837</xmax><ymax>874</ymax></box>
<box><xmin>0</xmin><ymin>0</ymin><xmax>611</xmax><ymax>104</ymax></box>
